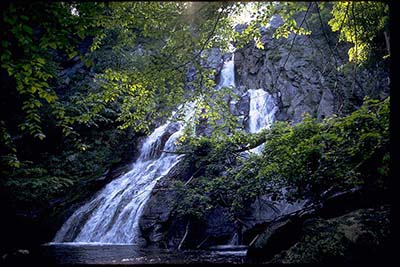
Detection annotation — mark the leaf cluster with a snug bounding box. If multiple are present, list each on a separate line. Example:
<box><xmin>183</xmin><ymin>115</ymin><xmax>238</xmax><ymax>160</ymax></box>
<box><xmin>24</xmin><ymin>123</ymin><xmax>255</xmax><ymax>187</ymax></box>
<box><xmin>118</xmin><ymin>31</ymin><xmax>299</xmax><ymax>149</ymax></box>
<box><xmin>174</xmin><ymin>97</ymin><xmax>390</xmax><ymax>220</ymax></box>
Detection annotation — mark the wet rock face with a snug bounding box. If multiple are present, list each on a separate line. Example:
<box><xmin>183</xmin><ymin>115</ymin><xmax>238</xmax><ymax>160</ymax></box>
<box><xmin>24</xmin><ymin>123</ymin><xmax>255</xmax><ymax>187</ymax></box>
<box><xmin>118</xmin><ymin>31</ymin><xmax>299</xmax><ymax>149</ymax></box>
<box><xmin>140</xmin><ymin>174</ymin><xmax>308</xmax><ymax>250</ymax></box>
<box><xmin>139</xmin><ymin>159</ymin><xmax>194</xmax><ymax>248</ymax></box>
<box><xmin>139</xmin><ymin>159</ymin><xmax>236</xmax><ymax>249</ymax></box>
<box><xmin>242</xmin><ymin>194</ymin><xmax>306</xmax><ymax>234</ymax></box>
<box><xmin>202</xmin><ymin>206</ymin><xmax>236</xmax><ymax>242</ymax></box>
<box><xmin>234</xmin><ymin>16</ymin><xmax>389</xmax><ymax>124</ymax></box>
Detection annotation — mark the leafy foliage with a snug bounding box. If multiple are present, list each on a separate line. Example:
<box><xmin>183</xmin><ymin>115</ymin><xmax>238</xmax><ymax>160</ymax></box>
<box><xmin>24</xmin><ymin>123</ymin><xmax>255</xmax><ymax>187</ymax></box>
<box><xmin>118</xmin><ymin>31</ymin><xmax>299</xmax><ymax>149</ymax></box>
<box><xmin>231</xmin><ymin>2</ymin><xmax>312</xmax><ymax>49</ymax></box>
<box><xmin>174</xmin><ymin>97</ymin><xmax>389</xmax><ymax>220</ymax></box>
<box><xmin>328</xmin><ymin>2</ymin><xmax>389</xmax><ymax>63</ymax></box>
<box><xmin>230</xmin><ymin>1</ymin><xmax>389</xmax><ymax>64</ymax></box>
<box><xmin>1</xmin><ymin>2</ymin><xmax>389</xmax><ymax>169</ymax></box>
<box><xmin>0</xmin><ymin>2</ymin><xmax>390</xmax><ymax>223</ymax></box>
<box><xmin>1</xmin><ymin>2</ymin><xmax>103</xmax><ymax>167</ymax></box>
<box><xmin>0</xmin><ymin>2</ymin><xmax>233</xmax><ymax>168</ymax></box>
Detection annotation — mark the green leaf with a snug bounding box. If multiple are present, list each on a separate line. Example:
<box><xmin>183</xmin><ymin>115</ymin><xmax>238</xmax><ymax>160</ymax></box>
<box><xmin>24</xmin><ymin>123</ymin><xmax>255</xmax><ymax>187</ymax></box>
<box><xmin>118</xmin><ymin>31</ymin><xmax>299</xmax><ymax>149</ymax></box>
<box><xmin>68</xmin><ymin>51</ymin><xmax>78</xmax><ymax>59</ymax></box>
<box><xmin>36</xmin><ymin>58</ymin><xmax>46</xmax><ymax>65</ymax></box>
<box><xmin>22</xmin><ymin>25</ymin><xmax>33</xmax><ymax>34</ymax></box>
<box><xmin>49</xmin><ymin>43</ymin><xmax>57</xmax><ymax>49</ymax></box>
<box><xmin>34</xmin><ymin>133</ymin><xmax>46</xmax><ymax>140</ymax></box>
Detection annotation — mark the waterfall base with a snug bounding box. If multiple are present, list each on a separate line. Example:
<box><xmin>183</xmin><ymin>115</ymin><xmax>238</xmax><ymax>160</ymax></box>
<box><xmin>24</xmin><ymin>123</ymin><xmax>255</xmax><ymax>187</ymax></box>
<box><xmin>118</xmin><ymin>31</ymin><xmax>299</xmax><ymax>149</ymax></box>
<box><xmin>30</xmin><ymin>243</ymin><xmax>247</xmax><ymax>264</ymax></box>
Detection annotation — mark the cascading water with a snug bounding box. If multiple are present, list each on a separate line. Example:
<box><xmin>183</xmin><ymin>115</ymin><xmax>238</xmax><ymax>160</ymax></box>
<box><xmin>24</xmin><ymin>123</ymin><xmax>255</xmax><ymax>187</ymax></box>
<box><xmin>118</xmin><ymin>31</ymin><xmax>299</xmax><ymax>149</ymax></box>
<box><xmin>219</xmin><ymin>52</ymin><xmax>278</xmax><ymax>246</ymax></box>
<box><xmin>53</xmin><ymin>106</ymin><xmax>193</xmax><ymax>244</ymax></box>
<box><xmin>217</xmin><ymin>54</ymin><xmax>235</xmax><ymax>89</ymax></box>
<box><xmin>54</xmin><ymin>49</ymin><xmax>278</xmax><ymax>247</ymax></box>
<box><xmin>246</xmin><ymin>90</ymin><xmax>304</xmax><ymax>233</ymax></box>
<box><xmin>247</xmin><ymin>89</ymin><xmax>278</xmax><ymax>154</ymax></box>
<box><xmin>218</xmin><ymin>52</ymin><xmax>277</xmax><ymax>148</ymax></box>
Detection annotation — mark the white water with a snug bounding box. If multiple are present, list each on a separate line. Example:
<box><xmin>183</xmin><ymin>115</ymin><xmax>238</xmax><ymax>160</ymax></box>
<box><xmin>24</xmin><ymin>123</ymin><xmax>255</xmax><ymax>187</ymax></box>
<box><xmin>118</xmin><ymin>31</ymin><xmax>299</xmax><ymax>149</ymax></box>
<box><xmin>54</xmin><ymin>49</ymin><xmax>278</xmax><ymax>246</ymax></box>
<box><xmin>247</xmin><ymin>89</ymin><xmax>278</xmax><ymax>154</ymax></box>
<box><xmin>54</xmin><ymin>105</ymin><xmax>193</xmax><ymax>244</ymax></box>
<box><xmin>218</xmin><ymin>53</ymin><xmax>278</xmax><ymax>246</ymax></box>
<box><xmin>217</xmin><ymin>54</ymin><xmax>235</xmax><ymax>89</ymax></box>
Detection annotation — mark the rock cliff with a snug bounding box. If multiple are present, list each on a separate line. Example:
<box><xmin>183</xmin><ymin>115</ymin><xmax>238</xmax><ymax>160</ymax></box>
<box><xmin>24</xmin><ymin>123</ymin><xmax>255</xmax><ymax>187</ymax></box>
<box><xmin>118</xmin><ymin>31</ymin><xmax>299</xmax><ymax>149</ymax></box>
<box><xmin>234</xmin><ymin>15</ymin><xmax>389</xmax><ymax>123</ymax></box>
<box><xmin>139</xmin><ymin>13</ymin><xmax>390</xmax><ymax>257</ymax></box>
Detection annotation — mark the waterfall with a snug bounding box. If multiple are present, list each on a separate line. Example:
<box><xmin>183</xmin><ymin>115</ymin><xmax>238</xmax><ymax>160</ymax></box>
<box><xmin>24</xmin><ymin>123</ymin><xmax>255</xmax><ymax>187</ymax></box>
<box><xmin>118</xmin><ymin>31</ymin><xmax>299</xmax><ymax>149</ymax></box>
<box><xmin>53</xmin><ymin>105</ymin><xmax>193</xmax><ymax>244</ymax></box>
<box><xmin>54</xmin><ymin>48</ymin><xmax>279</xmax><ymax>246</ymax></box>
<box><xmin>218</xmin><ymin>53</ymin><xmax>279</xmax><ymax>245</ymax></box>
<box><xmin>217</xmin><ymin>54</ymin><xmax>235</xmax><ymax>89</ymax></box>
<box><xmin>247</xmin><ymin>89</ymin><xmax>278</xmax><ymax>154</ymax></box>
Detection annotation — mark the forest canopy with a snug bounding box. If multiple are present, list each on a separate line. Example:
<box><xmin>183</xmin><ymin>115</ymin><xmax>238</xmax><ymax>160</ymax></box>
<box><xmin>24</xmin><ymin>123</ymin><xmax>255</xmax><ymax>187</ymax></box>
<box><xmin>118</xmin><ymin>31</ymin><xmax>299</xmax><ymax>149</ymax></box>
<box><xmin>0</xmin><ymin>1</ymin><xmax>389</xmax><ymax>174</ymax></box>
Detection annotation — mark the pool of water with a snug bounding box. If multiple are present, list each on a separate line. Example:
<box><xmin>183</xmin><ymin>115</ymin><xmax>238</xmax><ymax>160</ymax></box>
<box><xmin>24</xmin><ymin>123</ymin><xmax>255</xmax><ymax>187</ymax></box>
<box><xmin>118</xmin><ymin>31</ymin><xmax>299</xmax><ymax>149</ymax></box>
<box><xmin>29</xmin><ymin>243</ymin><xmax>248</xmax><ymax>265</ymax></box>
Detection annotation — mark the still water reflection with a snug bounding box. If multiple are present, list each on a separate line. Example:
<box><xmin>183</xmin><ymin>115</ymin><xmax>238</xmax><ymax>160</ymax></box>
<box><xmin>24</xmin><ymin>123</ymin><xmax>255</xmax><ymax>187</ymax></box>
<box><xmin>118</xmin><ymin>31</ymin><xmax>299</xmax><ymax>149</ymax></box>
<box><xmin>36</xmin><ymin>243</ymin><xmax>247</xmax><ymax>264</ymax></box>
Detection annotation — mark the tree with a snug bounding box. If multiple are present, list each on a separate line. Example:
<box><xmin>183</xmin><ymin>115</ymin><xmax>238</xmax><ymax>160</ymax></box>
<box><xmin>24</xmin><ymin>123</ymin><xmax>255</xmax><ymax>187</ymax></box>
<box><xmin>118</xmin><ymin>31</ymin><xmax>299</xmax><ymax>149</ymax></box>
<box><xmin>0</xmin><ymin>2</ymin><xmax>232</xmax><ymax>168</ymax></box>
<box><xmin>328</xmin><ymin>1</ymin><xmax>389</xmax><ymax>63</ymax></box>
<box><xmin>0</xmin><ymin>1</ymin><xmax>390</xmax><ymax>170</ymax></box>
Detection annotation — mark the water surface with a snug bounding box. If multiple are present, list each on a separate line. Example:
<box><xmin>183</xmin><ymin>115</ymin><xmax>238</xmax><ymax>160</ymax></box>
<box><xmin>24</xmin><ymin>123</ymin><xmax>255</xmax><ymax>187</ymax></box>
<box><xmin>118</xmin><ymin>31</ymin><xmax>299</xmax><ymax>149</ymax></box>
<box><xmin>35</xmin><ymin>243</ymin><xmax>247</xmax><ymax>265</ymax></box>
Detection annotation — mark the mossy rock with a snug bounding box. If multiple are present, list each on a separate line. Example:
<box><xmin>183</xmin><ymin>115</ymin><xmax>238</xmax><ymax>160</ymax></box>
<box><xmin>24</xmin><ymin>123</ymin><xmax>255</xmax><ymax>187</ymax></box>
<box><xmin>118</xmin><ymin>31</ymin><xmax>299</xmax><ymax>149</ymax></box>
<box><xmin>269</xmin><ymin>205</ymin><xmax>390</xmax><ymax>264</ymax></box>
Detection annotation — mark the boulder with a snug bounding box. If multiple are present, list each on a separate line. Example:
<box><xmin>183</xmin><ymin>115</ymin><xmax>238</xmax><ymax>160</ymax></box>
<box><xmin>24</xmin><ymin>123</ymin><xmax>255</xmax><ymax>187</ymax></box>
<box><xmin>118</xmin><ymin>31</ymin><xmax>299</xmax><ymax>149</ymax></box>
<box><xmin>269</xmin><ymin>205</ymin><xmax>391</xmax><ymax>264</ymax></box>
<box><xmin>247</xmin><ymin>218</ymin><xmax>302</xmax><ymax>262</ymax></box>
<box><xmin>269</xmin><ymin>15</ymin><xmax>284</xmax><ymax>29</ymax></box>
<box><xmin>242</xmin><ymin>194</ymin><xmax>306</xmax><ymax>234</ymax></box>
<box><xmin>139</xmin><ymin>160</ymin><xmax>237</xmax><ymax>248</ymax></box>
<box><xmin>201</xmin><ymin>205</ymin><xmax>236</xmax><ymax>245</ymax></box>
<box><xmin>246</xmin><ymin>187</ymin><xmax>391</xmax><ymax>264</ymax></box>
<box><xmin>139</xmin><ymin>159</ymin><xmax>194</xmax><ymax>248</ymax></box>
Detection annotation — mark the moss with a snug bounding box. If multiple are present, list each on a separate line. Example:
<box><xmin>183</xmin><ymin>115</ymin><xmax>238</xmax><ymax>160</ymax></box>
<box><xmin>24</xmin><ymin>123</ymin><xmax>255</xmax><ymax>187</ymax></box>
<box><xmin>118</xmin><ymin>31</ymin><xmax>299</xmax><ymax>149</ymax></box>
<box><xmin>270</xmin><ymin>205</ymin><xmax>390</xmax><ymax>264</ymax></box>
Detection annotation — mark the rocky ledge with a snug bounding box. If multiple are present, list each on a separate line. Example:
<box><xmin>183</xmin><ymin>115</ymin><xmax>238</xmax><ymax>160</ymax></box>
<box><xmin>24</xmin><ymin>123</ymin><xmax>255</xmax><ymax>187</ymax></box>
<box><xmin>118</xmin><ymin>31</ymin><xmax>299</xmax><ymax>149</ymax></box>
<box><xmin>248</xmin><ymin>205</ymin><xmax>391</xmax><ymax>264</ymax></box>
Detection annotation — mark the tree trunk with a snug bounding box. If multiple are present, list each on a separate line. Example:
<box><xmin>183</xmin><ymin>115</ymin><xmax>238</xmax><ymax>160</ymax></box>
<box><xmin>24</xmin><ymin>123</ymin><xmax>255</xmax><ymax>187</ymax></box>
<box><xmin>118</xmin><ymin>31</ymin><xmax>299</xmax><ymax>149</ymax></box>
<box><xmin>178</xmin><ymin>221</ymin><xmax>190</xmax><ymax>250</ymax></box>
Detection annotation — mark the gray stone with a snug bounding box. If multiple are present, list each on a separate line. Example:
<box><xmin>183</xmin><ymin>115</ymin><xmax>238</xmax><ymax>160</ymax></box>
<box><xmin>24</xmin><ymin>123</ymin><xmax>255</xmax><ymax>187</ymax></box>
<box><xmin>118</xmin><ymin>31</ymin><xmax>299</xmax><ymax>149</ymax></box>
<box><xmin>201</xmin><ymin>48</ymin><xmax>223</xmax><ymax>72</ymax></box>
<box><xmin>247</xmin><ymin>218</ymin><xmax>301</xmax><ymax>262</ymax></box>
<box><xmin>233</xmin><ymin>12</ymin><xmax>389</xmax><ymax>125</ymax></box>
<box><xmin>269</xmin><ymin>15</ymin><xmax>284</xmax><ymax>29</ymax></box>
<box><xmin>246</xmin><ymin>184</ymin><xmax>389</xmax><ymax>264</ymax></box>
<box><xmin>139</xmin><ymin>159</ymin><xmax>193</xmax><ymax>247</ymax></box>
<box><xmin>203</xmin><ymin>205</ymin><xmax>235</xmax><ymax>238</ymax></box>
<box><xmin>317</xmin><ymin>89</ymin><xmax>335</xmax><ymax>120</ymax></box>
<box><xmin>235</xmin><ymin>23</ymin><xmax>248</xmax><ymax>33</ymax></box>
<box><xmin>242</xmin><ymin>194</ymin><xmax>306</xmax><ymax>232</ymax></box>
<box><xmin>236</xmin><ymin>93</ymin><xmax>250</xmax><ymax>116</ymax></box>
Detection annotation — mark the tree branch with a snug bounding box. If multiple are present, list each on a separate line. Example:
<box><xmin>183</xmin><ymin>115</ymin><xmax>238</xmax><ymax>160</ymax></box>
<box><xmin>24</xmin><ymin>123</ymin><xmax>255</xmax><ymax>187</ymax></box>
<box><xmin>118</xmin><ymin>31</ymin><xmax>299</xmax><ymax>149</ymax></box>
<box><xmin>384</xmin><ymin>31</ymin><xmax>390</xmax><ymax>56</ymax></box>
<box><xmin>332</xmin><ymin>2</ymin><xmax>350</xmax><ymax>57</ymax></box>
<box><xmin>233</xmin><ymin>136</ymin><xmax>267</xmax><ymax>153</ymax></box>
<box><xmin>184</xmin><ymin>175</ymin><xmax>195</xmax><ymax>186</ymax></box>
<box><xmin>156</xmin><ymin>149</ymin><xmax>191</xmax><ymax>155</ymax></box>
<box><xmin>172</xmin><ymin>8</ymin><xmax>223</xmax><ymax>72</ymax></box>
<box><xmin>351</xmin><ymin>2</ymin><xmax>358</xmax><ymax>93</ymax></box>
<box><xmin>196</xmin><ymin>236</ymin><xmax>209</xmax><ymax>249</ymax></box>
